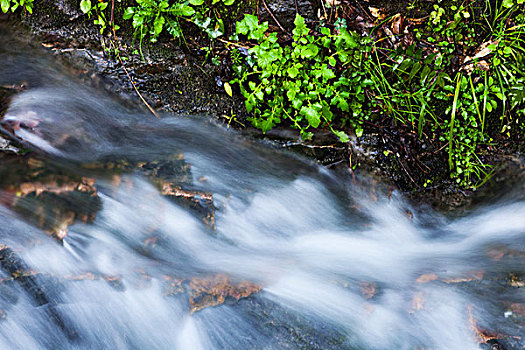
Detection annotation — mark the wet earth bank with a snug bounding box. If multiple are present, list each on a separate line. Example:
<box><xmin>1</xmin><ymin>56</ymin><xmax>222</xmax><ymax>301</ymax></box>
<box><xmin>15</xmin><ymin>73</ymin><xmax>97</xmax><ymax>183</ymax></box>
<box><xmin>2</xmin><ymin>0</ymin><xmax>525</xmax><ymax>209</ymax></box>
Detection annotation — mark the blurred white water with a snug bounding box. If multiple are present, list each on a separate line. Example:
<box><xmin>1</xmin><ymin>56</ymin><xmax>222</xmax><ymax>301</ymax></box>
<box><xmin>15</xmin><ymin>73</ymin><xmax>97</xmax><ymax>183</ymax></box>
<box><xmin>1</xmin><ymin>171</ymin><xmax>524</xmax><ymax>349</ymax></box>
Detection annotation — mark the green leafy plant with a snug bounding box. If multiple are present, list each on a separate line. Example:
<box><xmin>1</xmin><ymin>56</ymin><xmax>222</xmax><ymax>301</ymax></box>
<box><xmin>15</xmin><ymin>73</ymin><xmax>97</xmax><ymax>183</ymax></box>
<box><xmin>80</xmin><ymin>0</ymin><xmax>121</xmax><ymax>34</ymax></box>
<box><xmin>123</xmin><ymin>0</ymin><xmax>196</xmax><ymax>43</ymax></box>
<box><xmin>122</xmin><ymin>0</ymin><xmax>248</xmax><ymax>46</ymax></box>
<box><xmin>230</xmin><ymin>14</ymin><xmax>380</xmax><ymax>142</ymax></box>
<box><xmin>190</xmin><ymin>0</ymin><xmax>251</xmax><ymax>39</ymax></box>
<box><xmin>1</xmin><ymin>0</ymin><xmax>33</xmax><ymax>14</ymax></box>
<box><xmin>230</xmin><ymin>0</ymin><xmax>525</xmax><ymax>188</ymax></box>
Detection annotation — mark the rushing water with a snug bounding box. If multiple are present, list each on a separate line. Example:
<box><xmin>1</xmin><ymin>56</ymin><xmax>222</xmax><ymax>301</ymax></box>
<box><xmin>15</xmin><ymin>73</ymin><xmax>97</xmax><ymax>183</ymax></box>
<box><xmin>1</xmin><ymin>20</ymin><xmax>524</xmax><ymax>350</ymax></box>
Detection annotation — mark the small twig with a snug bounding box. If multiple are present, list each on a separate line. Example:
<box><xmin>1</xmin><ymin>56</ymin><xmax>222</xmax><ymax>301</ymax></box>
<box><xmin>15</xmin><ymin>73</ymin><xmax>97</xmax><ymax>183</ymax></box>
<box><xmin>117</xmin><ymin>55</ymin><xmax>160</xmax><ymax>119</ymax></box>
<box><xmin>108</xmin><ymin>0</ymin><xmax>159</xmax><ymax>119</ymax></box>
<box><xmin>294</xmin><ymin>0</ymin><xmax>298</xmax><ymax>14</ymax></box>
<box><xmin>110</xmin><ymin>0</ymin><xmax>115</xmax><ymax>33</ymax></box>
<box><xmin>398</xmin><ymin>158</ymin><xmax>420</xmax><ymax>188</ymax></box>
<box><xmin>434</xmin><ymin>141</ymin><xmax>450</xmax><ymax>154</ymax></box>
<box><xmin>355</xmin><ymin>0</ymin><xmax>373</xmax><ymax>22</ymax></box>
<box><xmin>217</xmin><ymin>38</ymin><xmax>252</xmax><ymax>50</ymax></box>
<box><xmin>320</xmin><ymin>0</ymin><xmax>327</xmax><ymax>19</ymax></box>
<box><xmin>261</xmin><ymin>0</ymin><xmax>290</xmax><ymax>35</ymax></box>
<box><xmin>283</xmin><ymin>142</ymin><xmax>345</xmax><ymax>150</ymax></box>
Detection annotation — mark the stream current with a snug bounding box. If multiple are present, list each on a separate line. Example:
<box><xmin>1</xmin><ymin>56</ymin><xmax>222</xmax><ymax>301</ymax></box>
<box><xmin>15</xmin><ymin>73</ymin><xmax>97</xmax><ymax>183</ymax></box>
<box><xmin>0</xmin><ymin>20</ymin><xmax>524</xmax><ymax>350</ymax></box>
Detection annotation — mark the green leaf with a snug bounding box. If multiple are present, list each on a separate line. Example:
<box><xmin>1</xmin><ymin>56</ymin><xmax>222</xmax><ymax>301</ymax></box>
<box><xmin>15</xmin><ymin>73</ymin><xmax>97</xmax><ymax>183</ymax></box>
<box><xmin>132</xmin><ymin>14</ymin><xmax>144</xmax><ymax>28</ymax></box>
<box><xmin>339</xmin><ymin>28</ymin><xmax>357</xmax><ymax>48</ymax></box>
<box><xmin>261</xmin><ymin>117</ymin><xmax>275</xmax><ymax>132</ymax></box>
<box><xmin>287</xmin><ymin>66</ymin><xmax>299</xmax><ymax>78</ymax></box>
<box><xmin>502</xmin><ymin>0</ymin><xmax>514</xmax><ymax>8</ymax></box>
<box><xmin>301</xmin><ymin>104</ymin><xmax>322</xmax><ymax>128</ymax></box>
<box><xmin>123</xmin><ymin>7</ymin><xmax>134</xmax><ymax>19</ymax></box>
<box><xmin>1</xmin><ymin>0</ymin><xmax>9</xmax><ymax>13</ymax></box>
<box><xmin>300</xmin><ymin>44</ymin><xmax>319</xmax><ymax>59</ymax></box>
<box><xmin>189</xmin><ymin>0</ymin><xmax>204</xmax><ymax>5</ymax></box>
<box><xmin>80</xmin><ymin>0</ymin><xmax>91</xmax><ymax>14</ymax></box>
<box><xmin>292</xmin><ymin>14</ymin><xmax>308</xmax><ymax>38</ymax></box>
<box><xmin>409</xmin><ymin>62</ymin><xmax>422</xmax><ymax>81</ymax></box>
<box><xmin>153</xmin><ymin>16</ymin><xmax>165</xmax><ymax>36</ymax></box>
<box><xmin>224</xmin><ymin>82</ymin><xmax>233</xmax><ymax>97</ymax></box>
<box><xmin>336</xmin><ymin>97</ymin><xmax>349</xmax><ymax>112</ymax></box>
<box><xmin>292</xmin><ymin>98</ymin><xmax>303</xmax><ymax>110</ymax></box>
<box><xmin>257</xmin><ymin>48</ymin><xmax>280</xmax><ymax>67</ymax></box>
<box><xmin>166</xmin><ymin>17</ymin><xmax>182</xmax><ymax>38</ymax></box>
<box><xmin>320</xmin><ymin>64</ymin><xmax>335</xmax><ymax>81</ymax></box>
<box><xmin>180</xmin><ymin>5</ymin><xmax>195</xmax><ymax>16</ymax></box>
<box><xmin>333</xmin><ymin>131</ymin><xmax>349</xmax><ymax>143</ymax></box>
<box><xmin>237</xmin><ymin>14</ymin><xmax>258</xmax><ymax>35</ymax></box>
<box><xmin>486</xmin><ymin>100</ymin><xmax>493</xmax><ymax>112</ymax></box>
<box><xmin>224</xmin><ymin>0</ymin><xmax>235</xmax><ymax>5</ymax></box>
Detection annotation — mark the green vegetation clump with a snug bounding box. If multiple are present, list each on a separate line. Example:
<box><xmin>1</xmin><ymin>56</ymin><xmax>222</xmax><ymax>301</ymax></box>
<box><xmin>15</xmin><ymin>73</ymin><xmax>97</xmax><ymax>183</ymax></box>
<box><xmin>80</xmin><ymin>0</ymin><xmax>119</xmax><ymax>34</ymax></box>
<box><xmin>230</xmin><ymin>14</ymin><xmax>375</xmax><ymax>142</ymax></box>
<box><xmin>230</xmin><ymin>0</ymin><xmax>525</xmax><ymax>188</ymax></box>
<box><xmin>121</xmin><ymin>0</ymin><xmax>251</xmax><ymax>43</ymax></box>
<box><xmin>1</xmin><ymin>0</ymin><xmax>33</xmax><ymax>14</ymax></box>
<box><xmin>39</xmin><ymin>0</ymin><xmax>525</xmax><ymax>189</ymax></box>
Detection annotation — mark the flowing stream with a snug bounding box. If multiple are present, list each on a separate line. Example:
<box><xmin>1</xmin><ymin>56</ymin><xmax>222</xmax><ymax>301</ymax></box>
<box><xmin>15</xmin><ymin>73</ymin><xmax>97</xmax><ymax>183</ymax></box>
<box><xmin>0</xmin><ymin>20</ymin><xmax>524</xmax><ymax>350</ymax></box>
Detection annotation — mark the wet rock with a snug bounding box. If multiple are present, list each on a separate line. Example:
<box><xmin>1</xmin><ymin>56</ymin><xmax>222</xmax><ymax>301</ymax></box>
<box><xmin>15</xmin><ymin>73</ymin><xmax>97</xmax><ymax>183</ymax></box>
<box><xmin>159</xmin><ymin>181</ymin><xmax>216</xmax><ymax>231</ymax></box>
<box><xmin>26</xmin><ymin>0</ymin><xmax>82</xmax><ymax>28</ymax></box>
<box><xmin>187</xmin><ymin>274</ymin><xmax>262</xmax><ymax>314</ymax></box>
<box><xmin>0</xmin><ymin>154</ymin><xmax>101</xmax><ymax>241</ymax></box>
<box><xmin>0</xmin><ymin>244</ymin><xmax>77</xmax><ymax>339</ymax></box>
<box><xmin>0</xmin><ymin>135</ymin><xmax>18</xmax><ymax>154</ymax></box>
<box><xmin>161</xmin><ymin>273</ymin><xmax>262</xmax><ymax>314</ymax></box>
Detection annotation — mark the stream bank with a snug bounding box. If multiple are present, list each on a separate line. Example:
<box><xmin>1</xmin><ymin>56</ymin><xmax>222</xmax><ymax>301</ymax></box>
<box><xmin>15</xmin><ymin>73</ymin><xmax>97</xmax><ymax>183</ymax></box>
<box><xmin>1</xmin><ymin>0</ymin><xmax>524</xmax><ymax>212</ymax></box>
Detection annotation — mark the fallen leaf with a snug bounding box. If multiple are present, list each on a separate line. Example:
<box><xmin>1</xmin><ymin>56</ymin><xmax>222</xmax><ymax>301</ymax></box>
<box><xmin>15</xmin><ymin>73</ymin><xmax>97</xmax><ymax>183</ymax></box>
<box><xmin>416</xmin><ymin>273</ymin><xmax>438</xmax><ymax>283</ymax></box>
<box><xmin>224</xmin><ymin>82</ymin><xmax>233</xmax><ymax>97</ymax></box>
<box><xmin>188</xmin><ymin>274</ymin><xmax>262</xmax><ymax>313</ymax></box>
<box><xmin>326</xmin><ymin>0</ymin><xmax>340</xmax><ymax>6</ymax></box>
<box><xmin>442</xmin><ymin>270</ymin><xmax>484</xmax><ymax>284</ymax></box>
<box><xmin>472</xmin><ymin>40</ymin><xmax>499</xmax><ymax>61</ymax></box>
<box><xmin>509</xmin><ymin>273</ymin><xmax>524</xmax><ymax>287</ymax></box>
<box><xmin>368</xmin><ymin>7</ymin><xmax>385</xmax><ymax>20</ymax></box>
<box><xmin>359</xmin><ymin>281</ymin><xmax>376</xmax><ymax>299</ymax></box>
<box><xmin>391</xmin><ymin>14</ymin><xmax>403</xmax><ymax>35</ymax></box>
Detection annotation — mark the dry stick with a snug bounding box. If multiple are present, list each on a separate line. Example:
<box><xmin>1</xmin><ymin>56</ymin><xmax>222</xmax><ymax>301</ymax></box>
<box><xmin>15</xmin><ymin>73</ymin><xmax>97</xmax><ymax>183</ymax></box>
<box><xmin>110</xmin><ymin>0</ymin><xmax>159</xmax><ymax>119</ymax></box>
<box><xmin>217</xmin><ymin>38</ymin><xmax>252</xmax><ymax>50</ymax></box>
<box><xmin>261</xmin><ymin>0</ymin><xmax>290</xmax><ymax>35</ymax></box>
<box><xmin>110</xmin><ymin>0</ymin><xmax>115</xmax><ymax>31</ymax></box>
<box><xmin>118</xmin><ymin>55</ymin><xmax>160</xmax><ymax>119</ymax></box>
<box><xmin>294</xmin><ymin>0</ymin><xmax>298</xmax><ymax>14</ymax></box>
<box><xmin>320</xmin><ymin>0</ymin><xmax>327</xmax><ymax>19</ymax></box>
